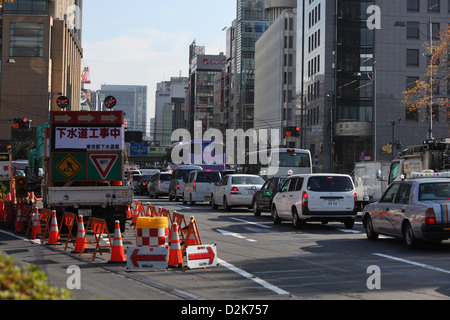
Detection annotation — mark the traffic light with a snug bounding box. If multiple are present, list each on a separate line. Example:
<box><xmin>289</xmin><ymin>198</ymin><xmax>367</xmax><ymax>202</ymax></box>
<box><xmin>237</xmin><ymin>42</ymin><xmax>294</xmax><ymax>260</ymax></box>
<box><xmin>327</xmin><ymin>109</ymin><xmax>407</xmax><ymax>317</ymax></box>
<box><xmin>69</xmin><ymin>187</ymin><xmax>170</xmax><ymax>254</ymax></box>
<box><xmin>57</xmin><ymin>96</ymin><xmax>70</xmax><ymax>109</ymax></box>
<box><xmin>284</xmin><ymin>126</ymin><xmax>301</xmax><ymax>138</ymax></box>
<box><xmin>15</xmin><ymin>176</ymin><xmax>28</xmax><ymax>198</ymax></box>
<box><xmin>104</xmin><ymin>96</ymin><xmax>117</xmax><ymax>109</ymax></box>
<box><xmin>13</xmin><ymin>118</ymin><xmax>31</xmax><ymax>130</ymax></box>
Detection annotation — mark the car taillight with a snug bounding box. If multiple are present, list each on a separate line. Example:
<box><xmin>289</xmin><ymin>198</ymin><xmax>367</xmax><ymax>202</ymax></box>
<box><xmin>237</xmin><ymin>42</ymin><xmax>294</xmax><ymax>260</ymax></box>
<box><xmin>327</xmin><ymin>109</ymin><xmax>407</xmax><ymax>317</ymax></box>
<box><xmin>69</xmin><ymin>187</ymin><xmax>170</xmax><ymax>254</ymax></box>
<box><xmin>425</xmin><ymin>208</ymin><xmax>436</xmax><ymax>224</ymax></box>
<box><xmin>142</xmin><ymin>182</ymin><xmax>147</xmax><ymax>186</ymax></box>
<box><xmin>230</xmin><ymin>187</ymin><xmax>240</xmax><ymax>195</ymax></box>
<box><xmin>302</xmin><ymin>191</ymin><xmax>308</xmax><ymax>207</ymax></box>
<box><xmin>176</xmin><ymin>183</ymin><xmax>180</xmax><ymax>190</ymax></box>
<box><xmin>193</xmin><ymin>181</ymin><xmax>196</xmax><ymax>190</ymax></box>
<box><xmin>354</xmin><ymin>192</ymin><xmax>358</xmax><ymax>208</ymax></box>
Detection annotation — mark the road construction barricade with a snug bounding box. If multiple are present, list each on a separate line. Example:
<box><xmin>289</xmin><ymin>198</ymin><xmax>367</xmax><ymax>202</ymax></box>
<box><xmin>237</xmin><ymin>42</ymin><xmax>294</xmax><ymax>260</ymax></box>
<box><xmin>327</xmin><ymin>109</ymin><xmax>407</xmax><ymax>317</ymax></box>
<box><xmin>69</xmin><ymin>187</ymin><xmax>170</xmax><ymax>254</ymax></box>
<box><xmin>136</xmin><ymin>217</ymin><xmax>169</xmax><ymax>247</ymax></box>
<box><xmin>82</xmin><ymin>217</ymin><xmax>112</xmax><ymax>261</ymax></box>
<box><xmin>26</xmin><ymin>207</ymin><xmax>52</xmax><ymax>240</ymax></box>
<box><xmin>58</xmin><ymin>212</ymin><xmax>78</xmax><ymax>250</ymax></box>
<box><xmin>172</xmin><ymin>212</ymin><xmax>189</xmax><ymax>241</ymax></box>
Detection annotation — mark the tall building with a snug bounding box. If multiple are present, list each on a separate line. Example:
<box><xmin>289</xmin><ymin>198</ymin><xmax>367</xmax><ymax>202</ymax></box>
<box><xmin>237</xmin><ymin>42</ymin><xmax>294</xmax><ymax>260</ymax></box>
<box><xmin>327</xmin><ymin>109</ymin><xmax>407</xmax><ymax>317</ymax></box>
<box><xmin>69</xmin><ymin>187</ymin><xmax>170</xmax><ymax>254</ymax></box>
<box><xmin>254</xmin><ymin>2</ymin><xmax>297</xmax><ymax>144</ymax></box>
<box><xmin>99</xmin><ymin>85</ymin><xmax>148</xmax><ymax>136</ymax></box>
<box><xmin>154</xmin><ymin>77</ymin><xmax>189</xmax><ymax>147</ymax></box>
<box><xmin>296</xmin><ymin>0</ymin><xmax>450</xmax><ymax>173</ymax></box>
<box><xmin>0</xmin><ymin>0</ymin><xmax>83</xmax><ymax>142</ymax></box>
<box><xmin>188</xmin><ymin>41</ymin><xmax>226</xmax><ymax>135</ymax></box>
<box><xmin>229</xmin><ymin>0</ymin><xmax>269</xmax><ymax>131</ymax></box>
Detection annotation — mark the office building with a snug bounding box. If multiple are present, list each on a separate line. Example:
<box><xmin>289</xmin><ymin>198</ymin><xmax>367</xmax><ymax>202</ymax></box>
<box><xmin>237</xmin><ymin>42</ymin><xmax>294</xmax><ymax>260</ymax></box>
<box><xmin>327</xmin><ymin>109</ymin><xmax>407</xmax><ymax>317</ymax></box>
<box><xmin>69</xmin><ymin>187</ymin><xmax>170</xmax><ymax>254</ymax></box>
<box><xmin>0</xmin><ymin>0</ymin><xmax>83</xmax><ymax>142</ymax></box>
<box><xmin>297</xmin><ymin>0</ymin><xmax>450</xmax><ymax>172</ymax></box>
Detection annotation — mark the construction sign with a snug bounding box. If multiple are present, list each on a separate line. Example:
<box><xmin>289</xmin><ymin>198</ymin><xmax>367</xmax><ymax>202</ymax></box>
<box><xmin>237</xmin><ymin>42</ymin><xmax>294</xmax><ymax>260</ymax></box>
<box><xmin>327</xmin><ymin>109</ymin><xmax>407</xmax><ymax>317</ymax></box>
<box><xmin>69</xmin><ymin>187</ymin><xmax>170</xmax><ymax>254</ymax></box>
<box><xmin>88</xmin><ymin>152</ymin><xmax>122</xmax><ymax>181</ymax></box>
<box><xmin>186</xmin><ymin>244</ymin><xmax>218</xmax><ymax>269</ymax></box>
<box><xmin>126</xmin><ymin>247</ymin><xmax>168</xmax><ymax>270</ymax></box>
<box><xmin>53</xmin><ymin>153</ymin><xmax>86</xmax><ymax>181</ymax></box>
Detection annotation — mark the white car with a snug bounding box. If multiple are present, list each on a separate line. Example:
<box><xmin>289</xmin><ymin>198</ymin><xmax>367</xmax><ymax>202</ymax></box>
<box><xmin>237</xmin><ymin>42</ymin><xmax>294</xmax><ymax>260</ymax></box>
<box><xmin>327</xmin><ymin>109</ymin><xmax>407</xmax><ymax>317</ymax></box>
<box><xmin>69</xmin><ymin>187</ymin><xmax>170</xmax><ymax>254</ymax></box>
<box><xmin>183</xmin><ymin>170</ymin><xmax>221</xmax><ymax>204</ymax></box>
<box><xmin>271</xmin><ymin>174</ymin><xmax>357</xmax><ymax>229</ymax></box>
<box><xmin>211</xmin><ymin>174</ymin><xmax>265</xmax><ymax>211</ymax></box>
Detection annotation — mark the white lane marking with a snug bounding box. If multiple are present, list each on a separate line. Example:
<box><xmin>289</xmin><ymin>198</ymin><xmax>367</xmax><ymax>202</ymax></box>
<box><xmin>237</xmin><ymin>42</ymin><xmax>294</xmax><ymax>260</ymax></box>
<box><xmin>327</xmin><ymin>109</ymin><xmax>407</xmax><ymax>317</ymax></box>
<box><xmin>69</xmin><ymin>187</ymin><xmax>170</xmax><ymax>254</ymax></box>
<box><xmin>230</xmin><ymin>217</ymin><xmax>271</xmax><ymax>229</ymax></box>
<box><xmin>216</xmin><ymin>229</ymin><xmax>257</xmax><ymax>242</ymax></box>
<box><xmin>374</xmin><ymin>253</ymin><xmax>450</xmax><ymax>275</ymax></box>
<box><xmin>217</xmin><ymin>258</ymin><xmax>290</xmax><ymax>296</ymax></box>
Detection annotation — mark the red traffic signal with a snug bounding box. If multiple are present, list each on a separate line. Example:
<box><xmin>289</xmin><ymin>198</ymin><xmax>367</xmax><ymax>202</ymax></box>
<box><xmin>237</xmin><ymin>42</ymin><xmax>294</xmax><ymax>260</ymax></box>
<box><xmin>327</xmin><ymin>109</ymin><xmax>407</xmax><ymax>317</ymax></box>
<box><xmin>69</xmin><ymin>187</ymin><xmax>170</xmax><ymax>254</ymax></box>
<box><xmin>56</xmin><ymin>96</ymin><xmax>70</xmax><ymax>109</ymax></box>
<box><xmin>104</xmin><ymin>96</ymin><xmax>117</xmax><ymax>109</ymax></box>
<box><xmin>13</xmin><ymin>118</ymin><xmax>31</xmax><ymax>130</ymax></box>
<box><xmin>284</xmin><ymin>126</ymin><xmax>301</xmax><ymax>137</ymax></box>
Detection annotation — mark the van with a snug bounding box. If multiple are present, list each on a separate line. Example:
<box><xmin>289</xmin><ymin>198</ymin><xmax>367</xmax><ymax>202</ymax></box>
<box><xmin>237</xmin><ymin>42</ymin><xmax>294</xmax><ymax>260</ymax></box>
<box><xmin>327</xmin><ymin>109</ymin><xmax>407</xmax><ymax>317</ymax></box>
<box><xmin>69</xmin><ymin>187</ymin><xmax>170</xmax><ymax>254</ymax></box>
<box><xmin>168</xmin><ymin>165</ymin><xmax>203</xmax><ymax>201</ymax></box>
<box><xmin>183</xmin><ymin>170</ymin><xmax>221</xmax><ymax>204</ymax></box>
<box><xmin>271</xmin><ymin>174</ymin><xmax>357</xmax><ymax>229</ymax></box>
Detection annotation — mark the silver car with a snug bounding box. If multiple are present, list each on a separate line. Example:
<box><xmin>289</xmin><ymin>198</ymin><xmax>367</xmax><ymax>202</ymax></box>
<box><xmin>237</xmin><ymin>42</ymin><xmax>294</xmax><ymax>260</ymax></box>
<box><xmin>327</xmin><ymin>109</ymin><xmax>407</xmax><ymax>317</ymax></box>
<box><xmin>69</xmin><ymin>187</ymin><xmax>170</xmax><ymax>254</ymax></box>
<box><xmin>363</xmin><ymin>177</ymin><xmax>450</xmax><ymax>248</ymax></box>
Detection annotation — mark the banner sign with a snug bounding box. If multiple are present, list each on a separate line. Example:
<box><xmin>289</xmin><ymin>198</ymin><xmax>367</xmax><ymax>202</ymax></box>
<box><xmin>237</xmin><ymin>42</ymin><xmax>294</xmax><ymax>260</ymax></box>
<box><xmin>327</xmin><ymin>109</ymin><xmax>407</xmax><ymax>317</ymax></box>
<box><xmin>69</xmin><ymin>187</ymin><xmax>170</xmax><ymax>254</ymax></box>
<box><xmin>54</xmin><ymin>127</ymin><xmax>124</xmax><ymax>150</ymax></box>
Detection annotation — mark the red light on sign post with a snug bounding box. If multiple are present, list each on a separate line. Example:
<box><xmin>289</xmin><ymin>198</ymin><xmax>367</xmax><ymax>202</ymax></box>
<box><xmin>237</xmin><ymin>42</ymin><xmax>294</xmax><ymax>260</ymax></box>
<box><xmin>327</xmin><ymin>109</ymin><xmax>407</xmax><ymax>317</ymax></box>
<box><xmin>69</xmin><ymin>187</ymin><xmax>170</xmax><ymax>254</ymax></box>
<box><xmin>57</xmin><ymin>96</ymin><xmax>70</xmax><ymax>109</ymax></box>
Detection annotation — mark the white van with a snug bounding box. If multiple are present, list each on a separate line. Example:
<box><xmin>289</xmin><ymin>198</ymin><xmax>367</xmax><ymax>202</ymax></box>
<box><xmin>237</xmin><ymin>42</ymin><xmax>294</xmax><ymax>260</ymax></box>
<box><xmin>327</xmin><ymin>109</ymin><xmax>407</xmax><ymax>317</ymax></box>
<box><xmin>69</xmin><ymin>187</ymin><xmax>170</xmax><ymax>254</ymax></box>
<box><xmin>168</xmin><ymin>165</ymin><xmax>203</xmax><ymax>201</ymax></box>
<box><xmin>271</xmin><ymin>174</ymin><xmax>357</xmax><ymax>229</ymax></box>
<box><xmin>183</xmin><ymin>170</ymin><xmax>221</xmax><ymax>204</ymax></box>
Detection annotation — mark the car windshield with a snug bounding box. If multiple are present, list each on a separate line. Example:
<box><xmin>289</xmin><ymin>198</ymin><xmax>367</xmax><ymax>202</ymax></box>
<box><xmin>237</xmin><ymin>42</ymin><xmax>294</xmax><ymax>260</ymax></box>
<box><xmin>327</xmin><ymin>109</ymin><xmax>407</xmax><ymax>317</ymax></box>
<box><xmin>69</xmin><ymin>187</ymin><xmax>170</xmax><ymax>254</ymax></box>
<box><xmin>197</xmin><ymin>172</ymin><xmax>221</xmax><ymax>182</ymax></box>
<box><xmin>232</xmin><ymin>176</ymin><xmax>264</xmax><ymax>185</ymax></box>
<box><xmin>307</xmin><ymin>176</ymin><xmax>354</xmax><ymax>192</ymax></box>
<box><xmin>419</xmin><ymin>182</ymin><xmax>450</xmax><ymax>201</ymax></box>
<box><xmin>159</xmin><ymin>174</ymin><xmax>171</xmax><ymax>181</ymax></box>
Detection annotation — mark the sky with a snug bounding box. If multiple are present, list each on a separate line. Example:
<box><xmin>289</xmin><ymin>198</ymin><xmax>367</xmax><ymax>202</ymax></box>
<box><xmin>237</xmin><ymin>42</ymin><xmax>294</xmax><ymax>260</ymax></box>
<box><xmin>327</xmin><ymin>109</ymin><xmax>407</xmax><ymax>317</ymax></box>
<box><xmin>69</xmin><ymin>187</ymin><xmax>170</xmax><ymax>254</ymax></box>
<box><xmin>82</xmin><ymin>0</ymin><xmax>236</xmax><ymax>118</ymax></box>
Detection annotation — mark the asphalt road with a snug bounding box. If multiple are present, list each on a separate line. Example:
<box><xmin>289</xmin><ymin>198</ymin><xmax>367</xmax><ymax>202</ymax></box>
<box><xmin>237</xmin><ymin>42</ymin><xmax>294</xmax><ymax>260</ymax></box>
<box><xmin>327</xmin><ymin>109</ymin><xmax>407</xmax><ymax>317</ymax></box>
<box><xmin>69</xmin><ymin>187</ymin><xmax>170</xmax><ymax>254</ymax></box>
<box><xmin>2</xmin><ymin>195</ymin><xmax>450</xmax><ymax>302</ymax></box>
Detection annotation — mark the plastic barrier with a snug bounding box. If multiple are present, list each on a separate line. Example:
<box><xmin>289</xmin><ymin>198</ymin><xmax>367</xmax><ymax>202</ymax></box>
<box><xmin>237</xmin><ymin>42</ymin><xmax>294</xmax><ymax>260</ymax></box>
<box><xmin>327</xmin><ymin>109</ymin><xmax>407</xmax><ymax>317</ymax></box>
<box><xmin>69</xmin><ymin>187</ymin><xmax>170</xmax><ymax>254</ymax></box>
<box><xmin>58</xmin><ymin>212</ymin><xmax>78</xmax><ymax>250</ymax></box>
<box><xmin>136</xmin><ymin>217</ymin><xmax>168</xmax><ymax>247</ymax></box>
<box><xmin>81</xmin><ymin>217</ymin><xmax>112</xmax><ymax>261</ymax></box>
<box><xmin>182</xmin><ymin>216</ymin><xmax>203</xmax><ymax>254</ymax></box>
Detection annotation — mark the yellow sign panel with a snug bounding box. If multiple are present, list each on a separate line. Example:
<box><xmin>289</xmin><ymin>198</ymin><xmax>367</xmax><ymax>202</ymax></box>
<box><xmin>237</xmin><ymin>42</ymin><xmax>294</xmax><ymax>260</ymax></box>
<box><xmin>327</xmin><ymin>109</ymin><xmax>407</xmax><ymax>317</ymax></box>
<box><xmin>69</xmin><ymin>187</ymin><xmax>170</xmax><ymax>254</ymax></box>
<box><xmin>56</xmin><ymin>154</ymin><xmax>82</xmax><ymax>180</ymax></box>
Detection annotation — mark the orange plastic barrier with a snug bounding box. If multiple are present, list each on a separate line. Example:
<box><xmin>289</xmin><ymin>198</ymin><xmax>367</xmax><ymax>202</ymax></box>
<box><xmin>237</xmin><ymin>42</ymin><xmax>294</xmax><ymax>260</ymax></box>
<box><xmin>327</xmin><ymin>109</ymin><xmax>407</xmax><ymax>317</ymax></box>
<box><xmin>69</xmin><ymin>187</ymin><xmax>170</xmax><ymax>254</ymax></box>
<box><xmin>82</xmin><ymin>217</ymin><xmax>112</xmax><ymax>261</ymax></box>
<box><xmin>172</xmin><ymin>212</ymin><xmax>188</xmax><ymax>241</ymax></box>
<box><xmin>182</xmin><ymin>216</ymin><xmax>203</xmax><ymax>254</ymax></box>
<box><xmin>58</xmin><ymin>212</ymin><xmax>78</xmax><ymax>250</ymax></box>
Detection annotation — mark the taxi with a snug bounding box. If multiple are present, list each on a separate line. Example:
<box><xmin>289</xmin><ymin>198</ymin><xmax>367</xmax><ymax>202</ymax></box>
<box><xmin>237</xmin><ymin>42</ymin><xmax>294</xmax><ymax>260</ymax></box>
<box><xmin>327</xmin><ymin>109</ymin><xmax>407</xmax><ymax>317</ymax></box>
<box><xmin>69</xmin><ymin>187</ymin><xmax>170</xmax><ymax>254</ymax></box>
<box><xmin>362</xmin><ymin>172</ymin><xmax>450</xmax><ymax>248</ymax></box>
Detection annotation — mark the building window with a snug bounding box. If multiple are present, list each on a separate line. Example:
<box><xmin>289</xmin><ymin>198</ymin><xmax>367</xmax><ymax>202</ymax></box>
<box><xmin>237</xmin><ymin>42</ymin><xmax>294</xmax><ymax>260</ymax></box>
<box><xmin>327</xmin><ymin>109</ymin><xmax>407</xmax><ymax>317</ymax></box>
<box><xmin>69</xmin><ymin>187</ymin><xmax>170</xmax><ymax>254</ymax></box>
<box><xmin>406</xmin><ymin>49</ymin><xmax>420</xmax><ymax>66</ymax></box>
<box><xmin>407</xmin><ymin>22</ymin><xmax>420</xmax><ymax>39</ymax></box>
<box><xmin>9</xmin><ymin>23</ymin><xmax>44</xmax><ymax>57</ymax></box>
<box><xmin>1</xmin><ymin>0</ymin><xmax>47</xmax><ymax>15</ymax></box>
<box><xmin>428</xmin><ymin>0</ymin><xmax>440</xmax><ymax>11</ymax></box>
<box><xmin>407</xmin><ymin>0</ymin><xmax>420</xmax><ymax>11</ymax></box>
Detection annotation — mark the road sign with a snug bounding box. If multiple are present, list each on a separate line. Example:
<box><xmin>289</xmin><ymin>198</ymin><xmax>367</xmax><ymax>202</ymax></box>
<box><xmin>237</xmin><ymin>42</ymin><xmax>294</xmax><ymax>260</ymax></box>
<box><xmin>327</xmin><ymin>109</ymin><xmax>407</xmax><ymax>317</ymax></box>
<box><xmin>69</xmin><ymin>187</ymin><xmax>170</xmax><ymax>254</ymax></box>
<box><xmin>186</xmin><ymin>244</ymin><xmax>218</xmax><ymax>269</ymax></box>
<box><xmin>51</xmin><ymin>111</ymin><xmax>123</xmax><ymax>125</ymax></box>
<box><xmin>53</xmin><ymin>153</ymin><xmax>86</xmax><ymax>181</ymax></box>
<box><xmin>88</xmin><ymin>153</ymin><xmax>121</xmax><ymax>180</ymax></box>
<box><xmin>126</xmin><ymin>247</ymin><xmax>168</xmax><ymax>270</ymax></box>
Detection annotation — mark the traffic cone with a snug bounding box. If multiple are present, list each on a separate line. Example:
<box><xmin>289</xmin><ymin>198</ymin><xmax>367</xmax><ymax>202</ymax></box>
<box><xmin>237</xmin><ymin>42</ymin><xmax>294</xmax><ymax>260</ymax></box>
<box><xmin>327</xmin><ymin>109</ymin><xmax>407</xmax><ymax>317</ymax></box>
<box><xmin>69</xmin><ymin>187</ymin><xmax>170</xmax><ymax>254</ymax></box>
<box><xmin>31</xmin><ymin>207</ymin><xmax>42</xmax><ymax>239</ymax></box>
<box><xmin>47</xmin><ymin>210</ymin><xmax>60</xmax><ymax>245</ymax></box>
<box><xmin>15</xmin><ymin>204</ymin><xmax>24</xmax><ymax>233</ymax></box>
<box><xmin>168</xmin><ymin>222</ymin><xmax>183</xmax><ymax>268</ymax></box>
<box><xmin>0</xmin><ymin>201</ymin><xmax>5</xmax><ymax>221</ymax></box>
<box><xmin>109</xmin><ymin>220</ymin><xmax>126</xmax><ymax>263</ymax></box>
<box><xmin>126</xmin><ymin>205</ymin><xmax>132</xmax><ymax>219</ymax></box>
<box><xmin>72</xmin><ymin>215</ymin><xmax>87</xmax><ymax>253</ymax></box>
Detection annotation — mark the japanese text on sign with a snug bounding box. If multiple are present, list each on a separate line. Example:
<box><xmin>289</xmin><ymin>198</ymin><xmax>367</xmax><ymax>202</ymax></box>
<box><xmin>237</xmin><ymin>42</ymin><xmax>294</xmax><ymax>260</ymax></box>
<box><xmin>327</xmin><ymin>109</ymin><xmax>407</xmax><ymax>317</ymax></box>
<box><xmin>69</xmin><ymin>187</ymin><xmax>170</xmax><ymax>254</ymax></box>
<box><xmin>55</xmin><ymin>127</ymin><xmax>124</xmax><ymax>150</ymax></box>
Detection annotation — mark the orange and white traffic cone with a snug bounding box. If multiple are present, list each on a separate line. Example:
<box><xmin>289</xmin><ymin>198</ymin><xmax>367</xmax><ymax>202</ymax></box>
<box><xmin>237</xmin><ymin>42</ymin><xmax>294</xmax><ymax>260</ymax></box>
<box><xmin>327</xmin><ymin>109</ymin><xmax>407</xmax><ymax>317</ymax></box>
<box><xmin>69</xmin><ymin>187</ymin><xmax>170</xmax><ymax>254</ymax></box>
<box><xmin>47</xmin><ymin>210</ymin><xmax>60</xmax><ymax>245</ymax></box>
<box><xmin>31</xmin><ymin>207</ymin><xmax>42</xmax><ymax>239</ymax></box>
<box><xmin>109</xmin><ymin>220</ymin><xmax>126</xmax><ymax>263</ymax></box>
<box><xmin>126</xmin><ymin>205</ymin><xmax>132</xmax><ymax>220</ymax></box>
<box><xmin>168</xmin><ymin>222</ymin><xmax>183</xmax><ymax>268</ymax></box>
<box><xmin>72</xmin><ymin>215</ymin><xmax>87</xmax><ymax>253</ymax></box>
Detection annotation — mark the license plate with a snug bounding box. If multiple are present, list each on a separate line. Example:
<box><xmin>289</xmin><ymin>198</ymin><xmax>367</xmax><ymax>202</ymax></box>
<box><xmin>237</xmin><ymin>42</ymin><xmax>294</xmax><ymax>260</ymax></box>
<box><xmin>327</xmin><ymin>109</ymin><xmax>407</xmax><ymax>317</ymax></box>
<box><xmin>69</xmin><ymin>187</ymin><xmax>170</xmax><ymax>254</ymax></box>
<box><xmin>78</xmin><ymin>209</ymin><xmax>92</xmax><ymax>217</ymax></box>
<box><xmin>325</xmin><ymin>200</ymin><xmax>338</xmax><ymax>207</ymax></box>
<box><xmin>204</xmin><ymin>196</ymin><xmax>211</xmax><ymax>201</ymax></box>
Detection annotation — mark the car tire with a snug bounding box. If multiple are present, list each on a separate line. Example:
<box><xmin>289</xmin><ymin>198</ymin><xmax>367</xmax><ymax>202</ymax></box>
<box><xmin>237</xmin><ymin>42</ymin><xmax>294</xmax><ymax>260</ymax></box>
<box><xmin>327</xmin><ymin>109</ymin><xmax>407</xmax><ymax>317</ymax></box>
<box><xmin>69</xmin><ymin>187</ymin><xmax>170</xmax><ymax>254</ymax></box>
<box><xmin>403</xmin><ymin>221</ymin><xmax>420</xmax><ymax>249</ymax></box>
<box><xmin>253</xmin><ymin>200</ymin><xmax>261</xmax><ymax>216</ymax></box>
<box><xmin>223</xmin><ymin>197</ymin><xmax>231</xmax><ymax>212</ymax></box>
<box><xmin>169</xmin><ymin>194</ymin><xmax>173</xmax><ymax>201</ymax></box>
<box><xmin>292</xmin><ymin>208</ymin><xmax>304</xmax><ymax>229</ymax></box>
<box><xmin>271</xmin><ymin>205</ymin><xmax>281</xmax><ymax>225</ymax></box>
<box><xmin>364</xmin><ymin>214</ymin><xmax>379</xmax><ymax>241</ymax></box>
<box><xmin>190</xmin><ymin>194</ymin><xmax>195</xmax><ymax>205</ymax></box>
<box><xmin>211</xmin><ymin>196</ymin><xmax>218</xmax><ymax>209</ymax></box>
<box><xmin>344</xmin><ymin>218</ymin><xmax>355</xmax><ymax>229</ymax></box>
